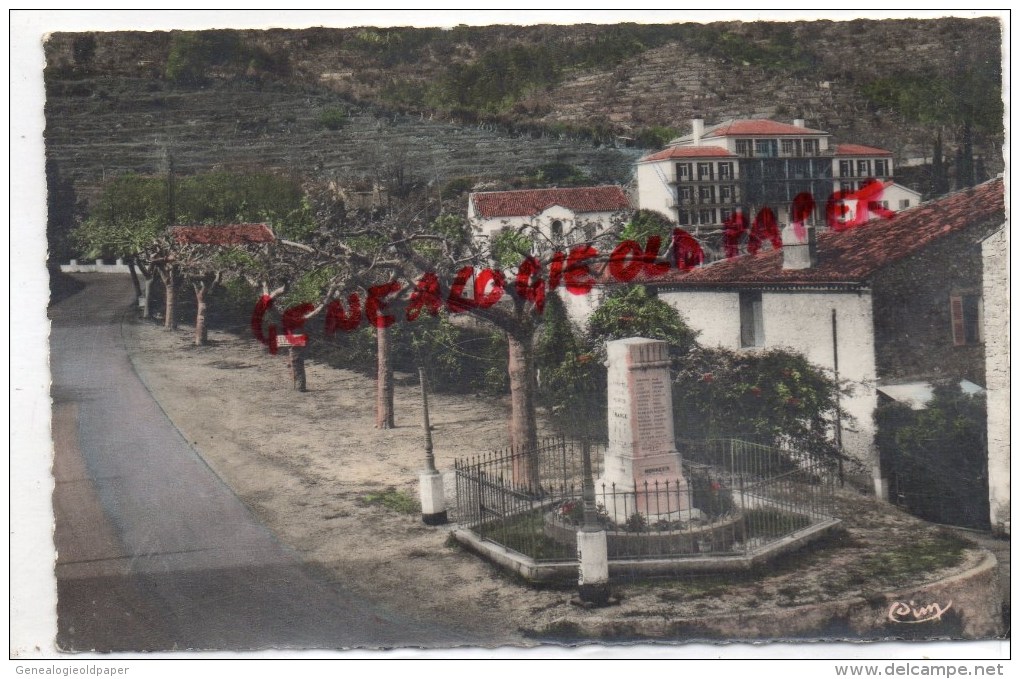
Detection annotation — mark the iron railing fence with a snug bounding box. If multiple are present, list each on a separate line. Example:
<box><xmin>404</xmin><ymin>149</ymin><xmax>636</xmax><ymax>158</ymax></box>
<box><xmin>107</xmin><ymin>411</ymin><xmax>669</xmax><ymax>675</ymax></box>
<box><xmin>455</xmin><ymin>437</ymin><xmax>836</xmax><ymax>563</ymax></box>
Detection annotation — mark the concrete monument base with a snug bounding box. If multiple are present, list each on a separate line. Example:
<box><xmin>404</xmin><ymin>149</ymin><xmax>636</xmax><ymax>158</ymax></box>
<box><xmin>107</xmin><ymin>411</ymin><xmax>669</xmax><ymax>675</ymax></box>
<box><xmin>598</xmin><ymin>337</ymin><xmax>692</xmax><ymax>524</ymax></box>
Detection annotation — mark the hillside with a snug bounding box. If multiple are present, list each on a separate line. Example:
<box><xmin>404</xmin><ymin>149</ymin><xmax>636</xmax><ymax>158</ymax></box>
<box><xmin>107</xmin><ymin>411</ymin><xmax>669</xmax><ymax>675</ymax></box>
<box><xmin>44</xmin><ymin>18</ymin><xmax>1003</xmax><ymax>203</ymax></box>
<box><xmin>44</xmin><ymin>76</ymin><xmax>642</xmax><ymax>203</ymax></box>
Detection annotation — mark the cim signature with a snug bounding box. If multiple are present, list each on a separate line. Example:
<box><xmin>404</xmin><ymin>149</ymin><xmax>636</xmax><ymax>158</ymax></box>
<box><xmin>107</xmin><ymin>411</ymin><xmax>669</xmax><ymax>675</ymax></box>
<box><xmin>887</xmin><ymin>600</ymin><xmax>953</xmax><ymax>624</ymax></box>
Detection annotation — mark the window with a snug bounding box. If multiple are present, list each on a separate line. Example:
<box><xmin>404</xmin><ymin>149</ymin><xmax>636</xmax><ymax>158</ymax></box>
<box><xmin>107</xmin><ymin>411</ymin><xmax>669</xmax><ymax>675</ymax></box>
<box><xmin>874</xmin><ymin>159</ymin><xmax>889</xmax><ymax>176</ymax></box>
<box><xmin>951</xmin><ymin>293</ymin><xmax>983</xmax><ymax>346</ymax></box>
<box><xmin>679</xmin><ymin>186</ymin><xmax>693</xmax><ymax>202</ymax></box>
<box><xmin>550</xmin><ymin>219</ymin><xmax>563</xmax><ymax>239</ymax></box>
<box><xmin>839</xmin><ymin>181</ymin><xmax>854</xmax><ymax>194</ymax></box>
<box><xmin>719</xmin><ymin>162</ymin><xmax>734</xmax><ymax>179</ymax></box>
<box><xmin>839</xmin><ymin>160</ymin><xmax>854</xmax><ymax>177</ymax></box>
<box><xmin>899</xmin><ymin>199</ymin><xmax>910</xmax><ymax>209</ymax></box>
<box><xmin>699</xmin><ymin>186</ymin><xmax>715</xmax><ymax>203</ymax></box>
<box><xmin>699</xmin><ymin>208</ymin><xmax>716</xmax><ymax>225</ymax></box>
<box><xmin>781</xmin><ymin>138</ymin><xmax>802</xmax><ymax>156</ymax></box>
<box><xmin>755</xmin><ymin>139</ymin><xmax>778</xmax><ymax>158</ymax></box>
<box><xmin>677</xmin><ymin>209</ymin><xmax>691</xmax><ymax>225</ymax></box>
<box><xmin>803</xmin><ymin>139</ymin><xmax>818</xmax><ymax>156</ymax></box>
<box><xmin>676</xmin><ymin>163</ymin><xmax>691</xmax><ymax>181</ymax></box>
<box><xmin>740</xmin><ymin>291</ymin><xmax>764</xmax><ymax>348</ymax></box>
<box><xmin>789</xmin><ymin>159</ymin><xmax>810</xmax><ymax>179</ymax></box>
<box><xmin>857</xmin><ymin>159</ymin><xmax>870</xmax><ymax>176</ymax></box>
<box><xmin>697</xmin><ymin>162</ymin><xmax>714</xmax><ymax>180</ymax></box>
<box><xmin>720</xmin><ymin>185</ymin><xmax>733</xmax><ymax>202</ymax></box>
<box><xmin>720</xmin><ymin>208</ymin><xmax>734</xmax><ymax>222</ymax></box>
<box><xmin>736</xmin><ymin>139</ymin><xmax>753</xmax><ymax>157</ymax></box>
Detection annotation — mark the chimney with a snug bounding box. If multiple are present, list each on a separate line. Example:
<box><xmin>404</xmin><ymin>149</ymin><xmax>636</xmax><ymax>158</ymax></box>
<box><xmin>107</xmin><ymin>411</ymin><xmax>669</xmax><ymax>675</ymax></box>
<box><xmin>691</xmin><ymin>117</ymin><xmax>704</xmax><ymax>146</ymax></box>
<box><xmin>782</xmin><ymin>223</ymin><xmax>818</xmax><ymax>269</ymax></box>
<box><xmin>793</xmin><ymin>118</ymin><xmax>806</xmax><ymax>128</ymax></box>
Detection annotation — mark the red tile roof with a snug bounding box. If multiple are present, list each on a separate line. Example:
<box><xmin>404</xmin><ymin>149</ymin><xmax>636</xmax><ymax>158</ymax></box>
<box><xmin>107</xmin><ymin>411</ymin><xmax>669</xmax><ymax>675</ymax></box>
<box><xmin>170</xmin><ymin>223</ymin><xmax>277</xmax><ymax>245</ymax></box>
<box><xmin>653</xmin><ymin>179</ymin><xmax>1004</xmax><ymax>287</ymax></box>
<box><xmin>639</xmin><ymin>146</ymin><xmax>735</xmax><ymax>162</ymax></box>
<box><xmin>835</xmin><ymin>143</ymin><xmax>893</xmax><ymax>156</ymax></box>
<box><xmin>471</xmin><ymin>186</ymin><xmax>630</xmax><ymax>219</ymax></box>
<box><xmin>705</xmin><ymin>119</ymin><xmax>827</xmax><ymax>137</ymax></box>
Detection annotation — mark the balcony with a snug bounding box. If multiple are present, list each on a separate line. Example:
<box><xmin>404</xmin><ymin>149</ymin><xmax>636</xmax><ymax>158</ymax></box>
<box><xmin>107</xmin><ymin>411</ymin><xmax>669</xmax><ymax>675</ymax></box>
<box><xmin>670</xmin><ymin>175</ymin><xmax>739</xmax><ymax>184</ymax></box>
<box><xmin>671</xmin><ymin>195</ymin><xmax>741</xmax><ymax>209</ymax></box>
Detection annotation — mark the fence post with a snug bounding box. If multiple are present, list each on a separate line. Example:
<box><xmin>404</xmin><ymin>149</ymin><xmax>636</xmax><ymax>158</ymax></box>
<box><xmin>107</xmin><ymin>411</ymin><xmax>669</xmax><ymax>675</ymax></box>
<box><xmin>576</xmin><ymin>439</ymin><xmax>611</xmax><ymax>607</ymax></box>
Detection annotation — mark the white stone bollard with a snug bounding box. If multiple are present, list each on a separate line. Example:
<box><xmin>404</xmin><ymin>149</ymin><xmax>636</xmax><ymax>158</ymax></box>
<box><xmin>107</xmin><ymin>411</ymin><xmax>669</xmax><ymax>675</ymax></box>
<box><xmin>69</xmin><ymin>259</ymin><xmax>78</xmax><ymax>266</ymax></box>
<box><xmin>116</xmin><ymin>258</ymin><xmax>124</xmax><ymax>266</ymax></box>
<box><xmin>95</xmin><ymin>258</ymin><xmax>104</xmax><ymax>266</ymax></box>
<box><xmin>577</xmin><ymin>527</ymin><xmax>610</xmax><ymax>606</ymax></box>
<box><xmin>419</xmin><ymin>469</ymin><xmax>448</xmax><ymax>525</ymax></box>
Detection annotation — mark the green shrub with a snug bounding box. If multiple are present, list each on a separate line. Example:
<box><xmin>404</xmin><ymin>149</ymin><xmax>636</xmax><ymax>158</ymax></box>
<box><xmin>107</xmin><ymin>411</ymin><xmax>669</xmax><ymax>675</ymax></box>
<box><xmin>633</xmin><ymin>126</ymin><xmax>680</xmax><ymax>149</ymax></box>
<box><xmin>620</xmin><ymin>209</ymin><xmax>676</xmax><ymax>251</ymax></box>
<box><xmin>165</xmin><ymin>30</ymin><xmax>290</xmax><ymax>84</ymax></box>
<box><xmin>875</xmin><ymin>381</ymin><xmax>989</xmax><ymax>528</ymax></box>
<box><xmin>317</xmin><ymin>107</ymin><xmax>348</xmax><ymax>131</ymax></box>
<box><xmin>673</xmin><ymin>346</ymin><xmax>852</xmax><ymax>467</ymax></box>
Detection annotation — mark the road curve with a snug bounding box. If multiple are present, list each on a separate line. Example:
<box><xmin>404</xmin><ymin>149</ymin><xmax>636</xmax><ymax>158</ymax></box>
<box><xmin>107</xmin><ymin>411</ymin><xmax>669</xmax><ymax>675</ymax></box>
<box><xmin>50</xmin><ymin>274</ymin><xmax>484</xmax><ymax>652</ymax></box>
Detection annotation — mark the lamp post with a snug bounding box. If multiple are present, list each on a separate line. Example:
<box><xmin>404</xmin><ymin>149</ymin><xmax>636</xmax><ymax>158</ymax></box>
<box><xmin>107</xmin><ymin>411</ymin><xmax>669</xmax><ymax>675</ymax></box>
<box><xmin>417</xmin><ymin>367</ymin><xmax>447</xmax><ymax>525</ymax></box>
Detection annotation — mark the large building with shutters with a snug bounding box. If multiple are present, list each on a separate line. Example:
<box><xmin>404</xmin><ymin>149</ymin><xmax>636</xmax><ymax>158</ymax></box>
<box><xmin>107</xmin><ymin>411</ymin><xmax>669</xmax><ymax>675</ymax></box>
<box><xmin>635</xmin><ymin>118</ymin><xmax>921</xmax><ymax>248</ymax></box>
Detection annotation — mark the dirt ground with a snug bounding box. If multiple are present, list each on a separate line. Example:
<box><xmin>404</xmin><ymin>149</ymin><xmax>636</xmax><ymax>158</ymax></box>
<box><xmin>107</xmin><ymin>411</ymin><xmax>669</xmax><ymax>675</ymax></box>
<box><xmin>122</xmin><ymin>313</ymin><xmax>1001</xmax><ymax>645</ymax></box>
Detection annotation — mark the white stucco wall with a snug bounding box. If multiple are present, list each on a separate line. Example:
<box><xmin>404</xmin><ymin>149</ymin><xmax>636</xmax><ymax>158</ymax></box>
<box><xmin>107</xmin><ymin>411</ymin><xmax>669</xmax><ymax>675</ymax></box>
<box><xmin>761</xmin><ymin>290</ymin><xmax>878</xmax><ymax>482</ymax></box>
<box><xmin>882</xmin><ymin>183</ymin><xmax>922</xmax><ymax>211</ymax></box>
<box><xmin>658</xmin><ymin>287</ymin><xmax>879</xmax><ymax>479</ymax></box>
<box><xmin>557</xmin><ymin>286</ymin><xmax>606</xmax><ymax>332</ymax></box>
<box><xmin>982</xmin><ymin>225</ymin><xmax>1010</xmax><ymax>534</ymax></box>
<box><xmin>659</xmin><ymin>289</ymin><xmax>742</xmax><ymax>349</ymax></box>
<box><xmin>470</xmin><ymin>206</ymin><xmax>623</xmax><ymax>243</ymax></box>
<box><xmin>471</xmin><ymin>214</ymin><xmax>531</xmax><ymax>239</ymax></box>
<box><xmin>636</xmin><ymin>161</ymin><xmax>675</xmax><ymax>220</ymax></box>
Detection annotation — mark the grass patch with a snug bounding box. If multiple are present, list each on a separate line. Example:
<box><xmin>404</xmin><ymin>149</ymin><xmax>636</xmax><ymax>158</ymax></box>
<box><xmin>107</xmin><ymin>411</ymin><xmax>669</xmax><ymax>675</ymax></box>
<box><xmin>477</xmin><ymin>509</ymin><xmax>574</xmax><ymax>561</ymax></box>
<box><xmin>615</xmin><ymin>573</ymin><xmax>736</xmax><ymax>602</ymax></box>
<box><xmin>855</xmin><ymin>528</ymin><xmax>972</xmax><ymax>585</ymax></box>
<box><xmin>745</xmin><ymin>509</ymin><xmax>813</xmax><ymax>539</ymax></box>
<box><xmin>359</xmin><ymin>487</ymin><xmax>420</xmax><ymax>515</ymax></box>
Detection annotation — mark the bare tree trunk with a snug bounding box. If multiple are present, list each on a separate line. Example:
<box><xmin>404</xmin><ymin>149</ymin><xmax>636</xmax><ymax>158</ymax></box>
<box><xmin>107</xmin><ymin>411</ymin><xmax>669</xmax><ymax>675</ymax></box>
<box><xmin>141</xmin><ymin>276</ymin><xmax>152</xmax><ymax>319</ymax></box>
<box><xmin>194</xmin><ymin>285</ymin><xmax>208</xmax><ymax>346</ymax></box>
<box><xmin>127</xmin><ymin>259</ymin><xmax>142</xmax><ymax>298</ymax></box>
<box><xmin>163</xmin><ymin>269</ymin><xmax>177</xmax><ymax>330</ymax></box>
<box><xmin>376</xmin><ymin>325</ymin><xmax>394</xmax><ymax>429</ymax></box>
<box><xmin>289</xmin><ymin>346</ymin><xmax>307</xmax><ymax>392</ymax></box>
<box><xmin>508</xmin><ymin>333</ymin><xmax>540</xmax><ymax>490</ymax></box>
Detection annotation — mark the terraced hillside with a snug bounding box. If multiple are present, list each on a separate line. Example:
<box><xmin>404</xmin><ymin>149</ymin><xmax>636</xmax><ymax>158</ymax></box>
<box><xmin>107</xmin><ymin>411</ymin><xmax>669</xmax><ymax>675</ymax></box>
<box><xmin>44</xmin><ymin>77</ymin><xmax>642</xmax><ymax>203</ymax></box>
<box><xmin>529</xmin><ymin>17</ymin><xmax>1002</xmax><ymax>157</ymax></box>
<box><xmin>43</xmin><ymin>17</ymin><xmax>1003</xmax><ymax>204</ymax></box>
<box><xmin>528</xmin><ymin>41</ymin><xmax>925</xmax><ymax>155</ymax></box>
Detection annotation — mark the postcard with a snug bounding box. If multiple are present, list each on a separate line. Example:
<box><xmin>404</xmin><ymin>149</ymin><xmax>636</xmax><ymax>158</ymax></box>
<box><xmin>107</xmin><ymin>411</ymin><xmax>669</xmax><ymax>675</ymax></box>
<box><xmin>11</xmin><ymin>9</ymin><xmax>1010</xmax><ymax>665</ymax></box>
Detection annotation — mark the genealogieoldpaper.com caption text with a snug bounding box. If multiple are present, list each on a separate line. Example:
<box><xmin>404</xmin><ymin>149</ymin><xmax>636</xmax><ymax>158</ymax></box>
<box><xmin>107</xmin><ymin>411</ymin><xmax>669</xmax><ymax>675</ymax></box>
<box><xmin>14</xmin><ymin>667</ymin><xmax>129</xmax><ymax>676</ymax></box>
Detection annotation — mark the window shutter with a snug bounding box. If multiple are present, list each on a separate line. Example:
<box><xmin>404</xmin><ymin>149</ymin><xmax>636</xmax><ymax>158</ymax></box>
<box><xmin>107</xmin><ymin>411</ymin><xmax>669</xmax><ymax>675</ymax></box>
<box><xmin>950</xmin><ymin>295</ymin><xmax>966</xmax><ymax>346</ymax></box>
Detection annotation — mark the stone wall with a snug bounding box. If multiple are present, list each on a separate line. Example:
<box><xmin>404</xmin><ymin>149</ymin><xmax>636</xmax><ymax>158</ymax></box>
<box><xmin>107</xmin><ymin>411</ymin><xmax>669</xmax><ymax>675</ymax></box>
<box><xmin>60</xmin><ymin>259</ymin><xmax>131</xmax><ymax>274</ymax></box>
<box><xmin>871</xmin><ymin>230</ymin><xmax>987</xmax><ymax>384</ymax></box>
<box><xmin>981</xmin><ymin>226</ymin><xmax>1010</xmax><ymax>535</ymax></box>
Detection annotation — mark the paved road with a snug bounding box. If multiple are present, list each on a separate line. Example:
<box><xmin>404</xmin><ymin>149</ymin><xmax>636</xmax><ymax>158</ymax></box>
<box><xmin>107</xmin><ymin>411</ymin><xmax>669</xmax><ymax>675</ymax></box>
<box><xmin>50</xmin><ymin>275</ymin><xmax>483</xmax><ymax>652</ymax></box>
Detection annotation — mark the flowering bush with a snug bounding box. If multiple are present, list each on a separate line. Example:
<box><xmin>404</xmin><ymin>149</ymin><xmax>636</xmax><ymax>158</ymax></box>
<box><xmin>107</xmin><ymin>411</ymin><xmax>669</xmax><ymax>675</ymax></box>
<box><xmin>673</xmin><ymin>346</ymin><xmax>855</xmax><ymax>467</ymax></box>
